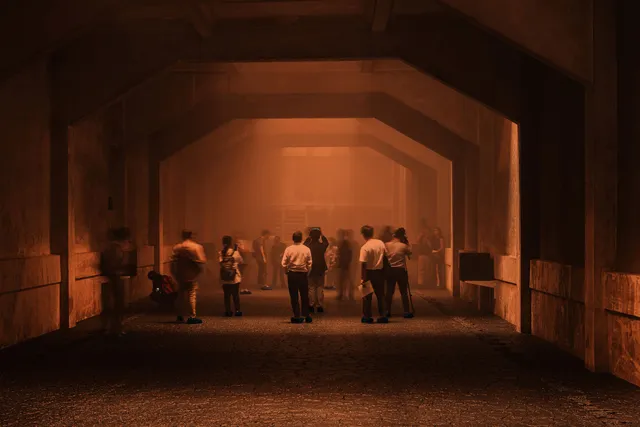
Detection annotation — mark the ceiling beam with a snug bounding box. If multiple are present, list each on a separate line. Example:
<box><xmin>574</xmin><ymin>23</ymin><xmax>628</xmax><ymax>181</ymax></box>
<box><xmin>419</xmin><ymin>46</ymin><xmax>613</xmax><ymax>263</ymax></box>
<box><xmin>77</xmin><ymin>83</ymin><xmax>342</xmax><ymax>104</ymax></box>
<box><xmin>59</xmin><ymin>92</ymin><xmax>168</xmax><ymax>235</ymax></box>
<box><xmin>187</xmin><ymin>0</ymin><xmax>214</xmax><ymax>39</ymax></box>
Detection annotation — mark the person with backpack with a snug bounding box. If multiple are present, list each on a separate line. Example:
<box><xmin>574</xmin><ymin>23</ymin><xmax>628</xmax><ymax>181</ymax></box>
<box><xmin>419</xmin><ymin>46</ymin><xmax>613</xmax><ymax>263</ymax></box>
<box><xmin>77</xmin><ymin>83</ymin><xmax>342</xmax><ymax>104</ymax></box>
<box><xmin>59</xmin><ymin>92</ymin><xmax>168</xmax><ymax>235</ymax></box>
<box><xmin>304</xmin><ymin>227</ymin><xmax>329</xmax><ymax>313</ymax></box>
<box><xmin>171</xmin><ymin>230</ymin><xmax>207</xmax><ymax>324</ymax></box>
<box><xmin>219</xmin><ymin>235</ymin><xmax>244</xmax><ymax>317</ymax></box>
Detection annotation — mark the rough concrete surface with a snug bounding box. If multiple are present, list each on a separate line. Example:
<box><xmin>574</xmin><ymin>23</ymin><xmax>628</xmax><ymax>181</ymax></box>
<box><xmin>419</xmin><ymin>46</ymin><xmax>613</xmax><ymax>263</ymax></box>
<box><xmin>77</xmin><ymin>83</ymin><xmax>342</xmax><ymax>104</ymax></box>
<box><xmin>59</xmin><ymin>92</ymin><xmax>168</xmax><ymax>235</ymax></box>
<box><xmin>0</xmin><ymin>289</ymin><xmax>638</xmax><ymax>426</ymax></box>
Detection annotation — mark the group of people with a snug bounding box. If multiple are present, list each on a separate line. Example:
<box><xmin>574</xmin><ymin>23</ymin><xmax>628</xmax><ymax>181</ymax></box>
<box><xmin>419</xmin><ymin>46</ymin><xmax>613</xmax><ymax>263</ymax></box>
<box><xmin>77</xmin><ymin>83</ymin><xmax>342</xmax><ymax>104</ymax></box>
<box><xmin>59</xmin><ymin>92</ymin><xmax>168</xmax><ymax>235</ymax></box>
<box><xmin>100</xmin><ymin>221</ymin><xmax>444</xmax><ymax>333</ymax></box>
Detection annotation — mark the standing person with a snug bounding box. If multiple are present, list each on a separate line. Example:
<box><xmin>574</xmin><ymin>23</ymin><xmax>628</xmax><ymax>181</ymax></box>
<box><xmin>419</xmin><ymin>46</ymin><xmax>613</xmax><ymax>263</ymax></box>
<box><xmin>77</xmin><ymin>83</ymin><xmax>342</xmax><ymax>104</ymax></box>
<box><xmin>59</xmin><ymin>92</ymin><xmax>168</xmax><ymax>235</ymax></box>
<box><xmin>270</xmin><ymin>236</ymin><xmax>287</xmax><ymax>288</ymax></box>
<box><xmin>282</xmin><ymin>231</ymin><xmax>313</xmax><ymax>324</ymax></box>
<box><xmin>171</xmin><ymin>230</ymin><xmax>207</xmax><ymax>324</ymax></box>
<box><xmin>416</xmin><ymin>219</ymin><xmax>433</xmax><ymax>287</ymax></box>
<box><xmin>430</xmin><ymin>227</ymin><xmax>446</xmax><ymax>288</ymax></box>
<box><xmin>219</xmin><ymin>235</ymin><xmax>244</xmax><ymax>317</ymax></box>
<box><xmin>324</xmin><ymin>237</ymin><xmax>338</xmax><ymax>290</ymax></box>
<box><xmin>305</xmin><ymin>227</ymin><xmax>329</xmax><ymax>313</ymax></box>
<box><xmin>359</xmin><ymin>225</ymin><xmax>389</xmax><ymax>324</ymax></box>
<box><xmin>253</xmin><ymin>230</ymin><xmax>270</xmax><ymax>290</ymax></box>
<box><xmin>385</xmin><ymin>228</ymin><xmax>414</xmax><ymax>318</ymax></box>
<box><xmin>100</xmin><ymin>227</ymin><xmax>136</xmax><ymax>337</ymax></box>
<box><xmin>337</xmin><ymin>229</ymin><xmax>354</xmax><ymax>300</ymax></box>
<box><xmin>380</xmin><ymin>225</ymin><xmax>394</xmax><ymax>243</ymax></box>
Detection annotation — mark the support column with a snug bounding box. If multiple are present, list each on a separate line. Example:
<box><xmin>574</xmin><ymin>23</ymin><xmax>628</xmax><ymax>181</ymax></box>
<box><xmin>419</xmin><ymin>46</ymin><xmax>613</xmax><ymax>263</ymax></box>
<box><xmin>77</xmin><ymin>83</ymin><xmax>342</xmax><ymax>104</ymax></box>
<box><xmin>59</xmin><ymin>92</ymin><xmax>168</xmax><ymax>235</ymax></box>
<box><xmin>149</xmin><ymin>150</ymin><xmax>164</xmax><ymax>274</ymax></box>
<box><xmin>451</xmin><ymin>158</ymin><xmax>466</xmax><ymax>298</ymax></box>
<box><xmin>584</xmin><ymin>0</ymin><xmax>617</xmax><ymax>373</ymax></box>
<box><xmin>464</xmin><ymin>146</ymin><xmax>479</xmax><ymax>251</ymax></box>
<box><xmin>50</xmin><ymin>122</ymin><xmax>76</xmax><ymax>329</ymax></box>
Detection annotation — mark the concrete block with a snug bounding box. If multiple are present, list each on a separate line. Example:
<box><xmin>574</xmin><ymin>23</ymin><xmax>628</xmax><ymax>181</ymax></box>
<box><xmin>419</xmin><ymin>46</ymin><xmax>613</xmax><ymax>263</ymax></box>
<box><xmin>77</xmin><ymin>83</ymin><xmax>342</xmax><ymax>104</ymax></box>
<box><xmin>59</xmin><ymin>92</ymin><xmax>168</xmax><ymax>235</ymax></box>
<box><xmin>605</xmin><ymin>272</ymin><xmax>640</xmax><ymax>317</ymax></box>
<box><xmin>0</xmin><ymin>255</ymin><xmax>61</xmax><ymax>294</ymax></box>
<box><xmin>494</xmin><ymin>255</ymin><xmax>519</xmax><ymax>285</ymax></box>
<box><xmin>531</xmin><ymin>290</ymin><xmax>585</xmax><ymax>359</ymax></box>
<box><xmin>71</xmin><ymin>276</ymin><xmax>105</xmax><ymax>324</ymax></box>
<box><xmin>75</xmin><ymin>251</ymin><xmax>101</xmax><ymax>280</ymax></box>
<box><xmin>494</xmin><ymin>281</ymin><xmax>519</xmax><ymax>326</ymax></box>
<box><xmin>608</xmin><ymin>312</ymin><xmax>640</xmax><ymax>387</ymax></box>
<box><xmin>530</xmin><ymin>259</ymin><xmax>584</xmax><ymax>302</ymax></box>
<box><xmin>0</xmin><ymin>284</ymin><xmax>60</xmax><ymax>348</ymax></box>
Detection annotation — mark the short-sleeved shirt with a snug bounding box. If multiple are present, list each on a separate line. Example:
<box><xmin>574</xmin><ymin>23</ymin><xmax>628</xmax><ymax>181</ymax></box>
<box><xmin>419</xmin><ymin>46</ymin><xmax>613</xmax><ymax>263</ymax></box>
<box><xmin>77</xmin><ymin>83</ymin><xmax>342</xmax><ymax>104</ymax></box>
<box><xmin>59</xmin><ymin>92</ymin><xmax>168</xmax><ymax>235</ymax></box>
<box><xmin>359</xmin><ymin>238</ymin><xmax>388</xmax><ymax>270</ymax></box>
<box><xmin>385</xmin><ymin>240</ymin><xmax>412</xmax><ymax>269</ymax></box>
<box><xmin>219</xmin><ymin>248</ymin><xmax>244</xmax><ymax>285</ymax></box>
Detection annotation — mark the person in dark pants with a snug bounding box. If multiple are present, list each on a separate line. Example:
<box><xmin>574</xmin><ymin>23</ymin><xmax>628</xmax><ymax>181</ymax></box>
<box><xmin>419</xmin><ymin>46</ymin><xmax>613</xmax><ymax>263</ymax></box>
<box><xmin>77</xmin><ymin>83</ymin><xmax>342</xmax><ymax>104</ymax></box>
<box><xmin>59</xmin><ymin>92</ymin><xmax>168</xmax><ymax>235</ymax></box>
<box><xmin>219</xmin><ymin>235</ymin><xmax>244</xmax><ymax>317</ymax></box>
<box><xmin>253</xmin><ymin>230</ymin><xmax>270</xmax><ymax>290</ymax></box>
<box><xmin>304</xmin><ymin>227</ymin><xmax>329</xmax><ymax>313</ymax></box>
<box><xmin>270</xmin><ymin>236</ymin><xmax>287</xmax><ymax>288</ymax></box>
<box><xmin>281</xmin><ymin>231</ymin><xmax>313</xmax><ymax>324</ymax></box>
<box><xmin>430</xmin><ymin>227</ymin><xmax>446</xmax><ymax>288</ymax></box>
<box><xmin>385</xmin><ymin>227</ymin><xmax>414</xmax><ymax>318</ymax></box>
<box><xmin>359</xmin><ymin>225</ymin><xmax>389</xmax><ymax>324</ymax></box>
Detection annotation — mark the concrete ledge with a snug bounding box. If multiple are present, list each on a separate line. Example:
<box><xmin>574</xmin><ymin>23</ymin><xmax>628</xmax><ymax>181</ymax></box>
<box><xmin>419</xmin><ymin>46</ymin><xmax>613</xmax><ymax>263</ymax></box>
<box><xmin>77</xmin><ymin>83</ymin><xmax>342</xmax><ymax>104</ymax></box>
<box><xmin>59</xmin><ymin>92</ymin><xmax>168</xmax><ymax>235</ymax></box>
<box><xmin>608</xmin><ymin>311</ymin><xmax>640</xmax><ymax>387</ymax></box>
<box><xmin>494</xmin><ymin>281</ymin><xmax>519</xmax><ymax>326</ymax></box>
<box><xmin>75</xmin><ymin>252</ymin><xmax>100</xmax><ymax>280</ymax></box>
<box><xmin>530</xmin><ymin>259</ymin><xmax>584</xmax><ymax>302</ymax></box>
<box><xmin>0</xmin><ymin>255</ymin><xmax>61</xmax><ymax>294</ymax></box>
<box><xmin>494</xmin><ymin>255</ymin><xmax>519</xmax><ymax>285</ymax></box>
<box><xmin>531</xmin><ymin>290</ymin><xmax>585</xmax><ymax>359</ymax></box>
<box><xmin>605</xmin><ymin>272</ymin><xmax>640</xmax><ymax>317</ymax></box>
<box><xmin>0</xmin><ymin>284</ymin><xmax>60</xmax><ymax>348</ymax></box>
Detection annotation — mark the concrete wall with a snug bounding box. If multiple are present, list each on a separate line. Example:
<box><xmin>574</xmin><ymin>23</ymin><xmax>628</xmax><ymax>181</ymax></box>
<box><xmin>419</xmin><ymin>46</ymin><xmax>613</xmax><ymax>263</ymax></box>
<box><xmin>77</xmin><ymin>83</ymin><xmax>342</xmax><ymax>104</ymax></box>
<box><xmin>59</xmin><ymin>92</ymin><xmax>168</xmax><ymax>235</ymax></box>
<box><xmin>0</xmin><ymin>60</ymin><xmax>61</xmax><ymax>348</ymax></box>
<box><xmin>438</xmin><ymin>0</ymin><xmax>593</xmax><ymax>81</ymax></box>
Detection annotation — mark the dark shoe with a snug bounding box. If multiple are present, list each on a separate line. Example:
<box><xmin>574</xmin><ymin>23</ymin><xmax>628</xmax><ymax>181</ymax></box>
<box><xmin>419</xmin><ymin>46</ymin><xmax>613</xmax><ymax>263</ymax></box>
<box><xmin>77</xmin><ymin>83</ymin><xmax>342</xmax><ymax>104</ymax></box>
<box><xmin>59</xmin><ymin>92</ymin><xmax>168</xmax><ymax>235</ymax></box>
<box><xmin>261</xmin><ymin>285</ymin><xmax>272</xmax><ymax>290</ymax></box>
<box><xmin>240</xmin><ymin>289</ymin><xmax>252</xmax><ymax>295</ymax></box>
<box><xmin>291</xmin><ymin>317</ymin><xmax>304</xmax><ymax>324</ymax></box>
<box><xmin>176</xmin><ymin>316</ymin><xmax>184</xmax><ymax>323</ymax></box>
<box><xmin>224</xmin><ymin>312</ymin><xmax>233</xmax><ymax>317</ymax></box>
<box><xmin>305</xmin><ymin>316</ymin><xmax>313</xmax><ymax>323</ymax></box>
<box><xmin>235</xmin><ymin>311</ymin><xmax>243</xmax><ymax>317</ymax></box>
<box><xmin>317</xmin><ymin>307</ymin><xmax>324</xmax><ymax>313</ymax></box>
<box><xmin>361</xmin><ymin>316</ymin><xmax>374</xmax><ymax>324</ymax></box>
<box><xmin>187</xmin><ymin>317</ymin><xmax>203</xmax><ymax>324</ymax></box>
<box><xmin>376</xmin><ymin>317</ymin><xmax>389</xmax><ymax>324</ymax></box>
<box><xmin>309</xmin><ymin>306</ymin><xmax>315</xmax><ymax>314</ymax></box>
<box><xmin>403</xmin><ymin>312</ymin><xmax>415</xmax><ymax>319</ymax></box>
<box><xmin>385</xmin><ymin>311</ymin><xmax>392</xmax><ymax>318</ymax></box>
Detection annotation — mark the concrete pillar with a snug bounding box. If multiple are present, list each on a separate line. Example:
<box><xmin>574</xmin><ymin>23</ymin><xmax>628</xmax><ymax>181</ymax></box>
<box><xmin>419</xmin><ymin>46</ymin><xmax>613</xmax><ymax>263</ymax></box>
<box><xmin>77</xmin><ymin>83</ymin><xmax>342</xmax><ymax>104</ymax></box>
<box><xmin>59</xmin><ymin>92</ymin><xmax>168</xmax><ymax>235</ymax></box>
<box><xmin>464</xmin><ymin>146</ymin><xmax>479</xmax><ymax>251</ymax></box>
<box><xmin>584</xmin><ymin>0</ymin><xmax>617</xmax><ymax>373</ymax></box>
<box><xmin>50</xmin><ymin>121</ymin><xmax>76</xmax><ymax>329</ymax></box>
<box><xmin>149</xmin><ymin>151</ymin><xmax>163</xmax><ymax>274</ymax></box>
<box><xmin>451</xmin><ymin>158</ymin><xmax>466</xmax><ymax>297</ymax></box>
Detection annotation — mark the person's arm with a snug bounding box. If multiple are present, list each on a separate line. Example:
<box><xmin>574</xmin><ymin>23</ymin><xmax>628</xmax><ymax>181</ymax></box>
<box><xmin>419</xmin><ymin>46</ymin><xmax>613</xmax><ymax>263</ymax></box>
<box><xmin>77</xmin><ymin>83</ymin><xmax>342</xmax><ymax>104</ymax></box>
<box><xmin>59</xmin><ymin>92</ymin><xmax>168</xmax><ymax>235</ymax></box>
<box><xmin>234</xmin><ymin>251</ymin><xmax>243</xmax><ymax>265</ymax></box>
<box><xmin>438</xmin><ymin>237</ymin><xmax>445</xmax><ymax>253</ymax></box>
<box><xmin>406</xmin><ymin>244</ymin><xmax>413</xmax><ymax>260</ymax></box>
<box><xmin>359</xmin><ymin>246</ymin><xmax>367</xmax><ymax>282</ymax></box>
<box><xmin>281</xmin><ymin>248</ymin><xmax>290</xmax><ymax>269</ymax></box>
<box><xmin>195</xmin><ymin>245</ymin><xmax>207</xmax><ymax>263</ymax></box>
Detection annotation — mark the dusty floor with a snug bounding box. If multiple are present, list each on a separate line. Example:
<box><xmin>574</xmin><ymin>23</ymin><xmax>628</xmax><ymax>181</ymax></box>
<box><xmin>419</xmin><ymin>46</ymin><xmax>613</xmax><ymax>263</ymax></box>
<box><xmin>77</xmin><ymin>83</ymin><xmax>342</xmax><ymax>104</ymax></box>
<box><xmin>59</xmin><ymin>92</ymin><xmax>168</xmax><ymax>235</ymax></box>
<box><xmin>1</xmin><ymin>288</ymin><xmax>639</xmax><ymax>426</ymax></box>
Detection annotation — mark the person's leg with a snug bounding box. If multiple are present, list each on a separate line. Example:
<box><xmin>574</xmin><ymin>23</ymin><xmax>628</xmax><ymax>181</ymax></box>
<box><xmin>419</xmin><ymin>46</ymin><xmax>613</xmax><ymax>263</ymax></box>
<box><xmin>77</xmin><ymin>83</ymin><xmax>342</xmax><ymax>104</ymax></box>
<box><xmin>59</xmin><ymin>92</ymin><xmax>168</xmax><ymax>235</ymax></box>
<box><xmin>372</xmin><ymin>271</ymin><xmax>387</xmax><ymax>318</ymax></box>
<box><xmin>187</xmin><ymin>282</ymin><xmax>199</xmax><ymax>321</ymax></box>
<box><xmin>287</xmin><ymin>273</ymin><xmax>301</xmax><ymax>318</ymax></box>
<box><xmin>308</xmin><ymin>276</ymin><xmax>318</xmax><ymax>308</ymax></box>
<box><xmin>271</xmin><ymin>265</ymin><xmax>278</xmax><ymax>288</ymax></box>
<box><xmin>398</xmin><ymin>270</ymin><xmax>411</xmax><ymax>314</ymax></box>
<box><xmin>223</xmin><ymin>284</ymin><xmax>232</xmax><ymax>313</ymax></box>
<box><xmin>176</xmin><ymin>282</ymin><xmax>186</xmax><ymax>320</ymax></box>
<box><xmin>279</xmin><ymin>268</ymin><xmax>286</xmax><ymax>288</ymax></box>
<box><xmin>113</xmin><ymin>277</ymin><xmax>125</xmax><ymax>333</ymax></box>
<box><xmin>337</xmin><ymin>269</ymin><xmax>346</xmax><ymax>299</ymax></box>
<box><xmin>317</xmin><ymin>275</ymin><xmax>325</xmax><ymax>309</ymax></box>
<box><xmin>362</xmin><ymin>293</ymin><xmax>373</xmax><ymax>319</ymax></box>
<box><xmin>300</xmin><ymin>275</ymin><xmax>310</xmax><ymax>318</ymax></box>
<box><xmin>385</xmin><ymin>269</ymin><xmax>398</xmax><ymax>316</ymax></box>
<box><xmin>437</xmin><ymin>259</ymin><xmax>446</xmax><ymax>288</ymax></box>
<box><xmin>233</xmin><ymin>283</ymin><xmax>241</xmax><ymax>313</ymax></box>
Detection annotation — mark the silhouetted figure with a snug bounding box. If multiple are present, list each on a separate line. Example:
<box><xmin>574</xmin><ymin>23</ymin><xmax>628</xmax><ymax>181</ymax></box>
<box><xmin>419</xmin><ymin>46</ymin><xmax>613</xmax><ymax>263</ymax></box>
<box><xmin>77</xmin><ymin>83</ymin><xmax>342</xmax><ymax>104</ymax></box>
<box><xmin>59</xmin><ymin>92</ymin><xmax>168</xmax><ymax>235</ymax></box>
<box><xmin>325</xmin><ymin>237</ymin><xmax>338</xmax><ymax>290</ymax></box>
<box><xmin>385</xmin><ymin>228</ymin><xmax>414</xmax><ymax>318</ymax></box>
<box><xmin>305</xmin><ymin>227</ymin><xmax>329</xmax><ymax>313</ymax></box>
<box><xmin>359</xmin><ymin>225</ymin><xmax>389</xmax><ymax>324</ymax></box>
<box><xmin>100</xmin><ymin>227</ymin><xmax>136</xmax><ymax>337</ymax></box>
<box><xmin>337</xmin><ymin>229</ymin><xmax>355</xmax><ymax>300</ymax></box>
<box><xmin>282</xmin><ymin>231</ymin><xmax>313</xmax><ymax>324</ymax></box>
<box><xmin>430</xmin><ymin>227</ymin><xmax>446</xmax><ymax>288</ymax></box>
<box><xmin>270</xmin><ymin>236</ymin><xmax>287</xmax><ymax>288</ymax></box>
<box><xmin>171</xmin><ymin>230</ymin><xmax>207</xmax><ymax>324</ymax></box>
<box><xmin>380</xmin><ymin>225</ymin><xmax>394</xmax><ymax>243</ymax></box>
<box><xmin>219</xmin><ymin>235</ymin><xmax>244</xmax><ymax>317</ymax></box>
<box><xmin>253</xmin><ymin>230</ymin><xmax>270</xmax><ymax>290</ymax></box>
<box><xmin>148</xmin><ymin>270</ymin><xmax>178</xmax><ymax>309</ymax></box>
<box><xmin>416</xmin><ymin>218</ymin><xmax>432</xmax><ymax>286</ymax></box>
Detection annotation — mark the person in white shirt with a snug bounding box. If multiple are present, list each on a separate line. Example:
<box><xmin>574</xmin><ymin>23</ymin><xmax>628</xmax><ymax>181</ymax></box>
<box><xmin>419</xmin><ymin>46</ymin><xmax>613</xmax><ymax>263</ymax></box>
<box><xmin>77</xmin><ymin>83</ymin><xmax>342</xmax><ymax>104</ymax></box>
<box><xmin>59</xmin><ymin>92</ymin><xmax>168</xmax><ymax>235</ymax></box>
<box><xmin>281</xmin><ymin>231</ymin><xmax>313</xmax><ymax>324</ymax></box>
<box><xmin>171</xmin><ymin>230</ymin><xmax>207</xmax><ymax>324</ymax></box>
<box><xmin>385</xmin><ymin>227</ymin><xmax>414</xmax><ymax>318</ymax></box>
<box><xmin>219</xmin><ymin>235</ymin><xmax>244</xmax><ymax>317</ymax></box>
<box><xmin>359</xmin><ymin>225</ymin><xmax>389</xmax><ymax>324</ymax></box>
